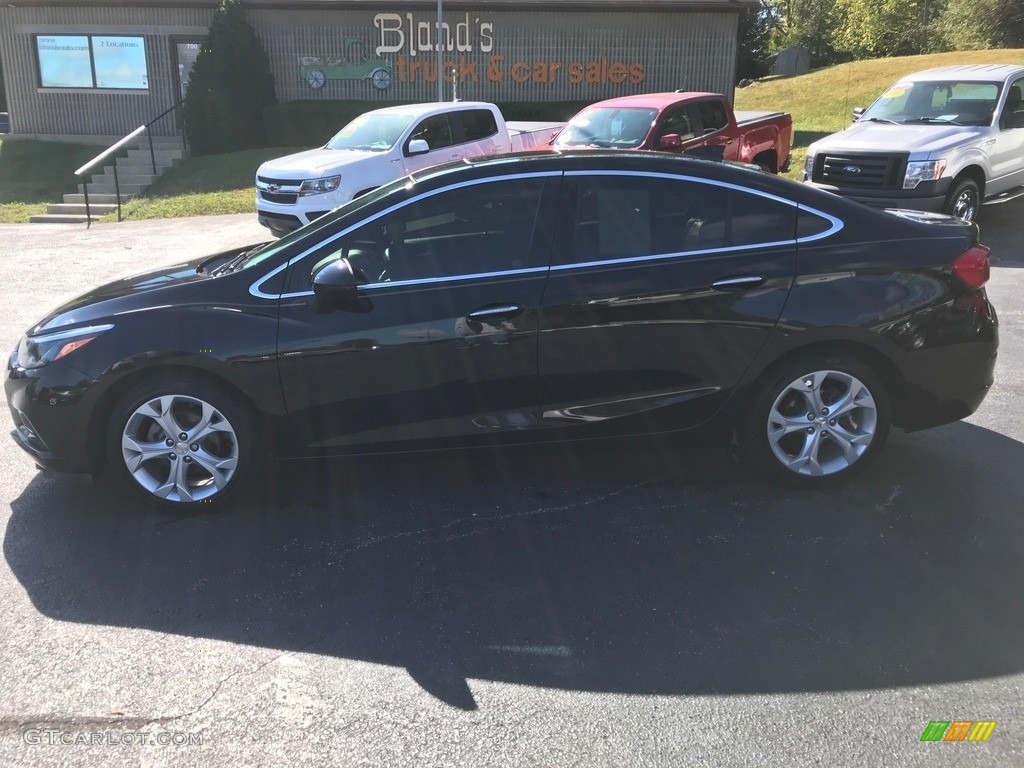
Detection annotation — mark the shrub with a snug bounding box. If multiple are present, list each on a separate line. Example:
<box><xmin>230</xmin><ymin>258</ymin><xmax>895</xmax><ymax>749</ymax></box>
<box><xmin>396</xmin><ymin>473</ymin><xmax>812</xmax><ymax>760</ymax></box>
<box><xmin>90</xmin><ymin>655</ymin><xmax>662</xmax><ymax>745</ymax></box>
<box><xmin>183</xmin><ymin>0</ymin><xmax>276</xmax><ymax>155</ymax></box>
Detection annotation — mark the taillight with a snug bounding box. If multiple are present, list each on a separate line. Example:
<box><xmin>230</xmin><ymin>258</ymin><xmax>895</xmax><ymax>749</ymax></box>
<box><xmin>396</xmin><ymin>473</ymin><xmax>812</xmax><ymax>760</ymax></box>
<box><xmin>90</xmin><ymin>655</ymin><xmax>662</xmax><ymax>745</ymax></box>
<box><xmin>952</xmin><ymin>245</ymin><xmax>990</xmax><ymax>290</ymax></box>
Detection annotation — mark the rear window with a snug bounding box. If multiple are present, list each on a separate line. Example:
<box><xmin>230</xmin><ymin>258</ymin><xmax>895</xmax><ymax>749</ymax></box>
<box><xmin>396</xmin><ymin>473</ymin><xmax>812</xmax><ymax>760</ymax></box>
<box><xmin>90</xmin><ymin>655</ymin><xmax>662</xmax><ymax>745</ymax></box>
<box><xmin>459</xmin><ymin>109</ymin><xmax>499</xmax><ymax>142</ymax></box>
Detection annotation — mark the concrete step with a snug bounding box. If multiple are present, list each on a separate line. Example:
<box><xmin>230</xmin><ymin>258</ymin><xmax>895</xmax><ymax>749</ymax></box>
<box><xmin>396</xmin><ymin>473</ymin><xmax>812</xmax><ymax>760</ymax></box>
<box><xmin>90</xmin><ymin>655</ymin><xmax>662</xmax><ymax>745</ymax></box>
<box><xmin>103</xmin><ymin>167</ymin><xmax>164</xmax><ymax>180</ymax></box>
<box><xmin>28</xmin><ymin>214</ymin><xmax>98</xmax><ymax>224</ymax></box>
<box><xmin>62</xmin><ymin>193</ymin><xmax>136</xmax><ymax>205</ymax></box>
<box><xmin>79</xmin><ymin>182</ymin><xmax>146</xmax><ymax>195</ymax></box>
<box><xmin>94</xmin><ymin>173</ymin><xmax>155</xmax><ymax>186</ymax></box>
<box><xmin>46</xmin><ymin>203</ymin><xmax>119</xmax><ymax>216</ymax></box>
<box><xmin>126</xmin><ymin>147</ymin><xmax>185</xmax><ymax>160</ymax></box>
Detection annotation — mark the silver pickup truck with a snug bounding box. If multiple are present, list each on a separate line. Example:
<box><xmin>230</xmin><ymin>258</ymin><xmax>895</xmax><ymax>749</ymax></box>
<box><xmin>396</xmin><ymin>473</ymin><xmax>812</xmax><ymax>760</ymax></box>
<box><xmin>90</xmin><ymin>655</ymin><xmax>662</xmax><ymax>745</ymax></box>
<box><xmin>803</xmin><ymin>64</ymin><xmax>1024</xmax><ymax>221</ymax></box>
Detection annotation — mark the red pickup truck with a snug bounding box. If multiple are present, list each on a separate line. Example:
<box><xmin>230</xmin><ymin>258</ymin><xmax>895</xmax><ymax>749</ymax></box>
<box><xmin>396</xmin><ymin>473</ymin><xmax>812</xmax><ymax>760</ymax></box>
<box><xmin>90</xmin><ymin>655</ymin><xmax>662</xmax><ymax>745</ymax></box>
<box><xmin>550</xmin><ymin>92</ymin><xmax>793</xmax><ymax>173</ymax></box>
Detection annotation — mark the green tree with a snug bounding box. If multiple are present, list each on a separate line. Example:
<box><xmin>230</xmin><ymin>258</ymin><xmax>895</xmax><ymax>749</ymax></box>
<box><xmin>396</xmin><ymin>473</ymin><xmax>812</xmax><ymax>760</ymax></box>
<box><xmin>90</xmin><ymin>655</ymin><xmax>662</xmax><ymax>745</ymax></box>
<box><xmin>933</xmin><ymin>0</ymin><xmax>1024</xmax><ymax>50</ymax></box>
<box><xmin>183</xmin><ymin>0</ymin><xmax>276</xmax><ymax>155</ymax></box>
<box><xmin>833</xmin><ymin>0</ymin><xmax>928</xmax><ymax>57</ymax></box>
<box><xmin>737</xmin><ymin>0</ymin><xmax>784</xmax><ymax>81</ymax></box>
<box><xmin>775</xmin><ymin>0</ymin><xmax>848</xmax><ymax>67</ymax></box>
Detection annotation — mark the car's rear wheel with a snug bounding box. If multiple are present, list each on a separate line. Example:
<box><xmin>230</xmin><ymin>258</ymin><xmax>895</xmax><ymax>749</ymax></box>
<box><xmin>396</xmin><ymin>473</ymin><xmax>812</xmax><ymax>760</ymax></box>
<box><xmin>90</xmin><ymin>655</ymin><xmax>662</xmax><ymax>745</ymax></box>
<box><xmin>741</xmin><ymin>356</ymin><xmax>891</xmax><ymax>487</ymax></box>
<box><xmin>106</xmin><ymin>378</ymin><xmax>255</xmax><ymax>509</ymax></box>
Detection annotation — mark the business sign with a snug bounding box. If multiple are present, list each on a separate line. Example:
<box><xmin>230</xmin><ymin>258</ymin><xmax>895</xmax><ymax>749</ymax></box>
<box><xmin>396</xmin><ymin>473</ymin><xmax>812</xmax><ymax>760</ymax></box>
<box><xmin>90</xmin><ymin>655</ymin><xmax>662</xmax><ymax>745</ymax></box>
<box><xmin>36</xmin><ymin>35</ymin><xmax>148</xmax><ymax>90</ymax></box>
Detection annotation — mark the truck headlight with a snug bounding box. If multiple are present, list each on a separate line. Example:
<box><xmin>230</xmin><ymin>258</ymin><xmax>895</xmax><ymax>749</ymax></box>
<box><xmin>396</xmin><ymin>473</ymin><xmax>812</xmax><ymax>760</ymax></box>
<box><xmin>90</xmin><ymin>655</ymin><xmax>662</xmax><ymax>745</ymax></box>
<box><xmin>802</xmin><ymin>153</ymin><xmax>815</xmax><ymax>181</ymax></box>
<box><xmin>298</xmin><ymin>176</ymin><xmax>341</xmax><ymax>196</ymax></box>
<box><xmin>904</xmin><ymin>160</ymin><xmax>946</xmax><ymax>189</ymax></box>
<box><xmin>16</xmin><ymin>324</ymin><xmax>113</xmax><ymax>369</ymax></box>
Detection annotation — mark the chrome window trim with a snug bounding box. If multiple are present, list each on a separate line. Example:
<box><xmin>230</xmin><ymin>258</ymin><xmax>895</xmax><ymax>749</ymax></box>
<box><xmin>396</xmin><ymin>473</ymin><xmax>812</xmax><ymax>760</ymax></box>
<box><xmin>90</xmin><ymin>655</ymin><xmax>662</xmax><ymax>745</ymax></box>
<box><xmin>249</xmin><ymin>171</ymin><xmax>561</xmax><ymax>299</ymax></box>
<box><xmin>248</xmin><ymin>168</ymin><xmax>844</xmax><ymax>300</ymax></box>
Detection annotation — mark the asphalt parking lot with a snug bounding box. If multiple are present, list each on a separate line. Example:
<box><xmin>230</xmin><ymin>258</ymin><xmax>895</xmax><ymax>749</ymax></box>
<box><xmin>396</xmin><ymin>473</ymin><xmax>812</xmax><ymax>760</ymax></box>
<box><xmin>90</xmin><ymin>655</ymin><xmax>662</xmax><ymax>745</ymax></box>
<box><xmin>1</xmin><ymin>203</ymin><xmax>1023</xmax><ymax>767</ymax></box>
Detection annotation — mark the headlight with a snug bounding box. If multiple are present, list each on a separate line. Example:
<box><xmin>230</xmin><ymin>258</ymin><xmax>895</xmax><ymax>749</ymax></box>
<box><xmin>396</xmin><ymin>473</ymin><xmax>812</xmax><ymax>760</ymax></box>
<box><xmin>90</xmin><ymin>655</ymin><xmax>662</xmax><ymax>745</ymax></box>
<box><xmin>802</xmin><ymin>153</ymin><xmax>815</xmax><ymax>181</ymax></box>
<box><xmin>16</xmin><ymin>324</ymin><xmax>113</xmax><ymax>369</ymax></box>
<box><xmin>298</xmin><ymin>176</ymin><xmax>341</xmax><ymax>196</ymax></box>
<box><xmin>904</xmin><ymin>160</ymin><xmax>946</xmax><ymax>189</ymax></box>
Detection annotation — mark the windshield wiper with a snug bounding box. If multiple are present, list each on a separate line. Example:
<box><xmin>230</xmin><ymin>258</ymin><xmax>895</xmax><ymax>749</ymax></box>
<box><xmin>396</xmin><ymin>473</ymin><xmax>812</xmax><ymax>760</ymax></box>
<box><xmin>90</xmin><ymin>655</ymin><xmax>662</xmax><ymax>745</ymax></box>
<box><xmin>211</xmin><ymin>244</ymin><xmax>268</xmax><ymax>276</ymax></box>
<box><xmin>861</xmin><ymin>117</ymin><xmax>900</xmax><ymax>125</ymax></box>
<box><xmin>903</xmin><ymin>117</ymin><xmax>963</xmax><ymax>125</ymax></box>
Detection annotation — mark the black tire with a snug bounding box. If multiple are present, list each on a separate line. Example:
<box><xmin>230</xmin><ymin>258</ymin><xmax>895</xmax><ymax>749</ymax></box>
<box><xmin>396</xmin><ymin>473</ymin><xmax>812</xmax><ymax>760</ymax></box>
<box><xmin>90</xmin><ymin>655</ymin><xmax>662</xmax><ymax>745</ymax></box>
<box><xmin>105</xmin><ymin>377</ymin><xmax>257</xmax><ymax>510</ymax></box>
<box><xmin>943</xmin><ymin>177</ymin><xmax>980</xmax><ymax>222</ymax></box>
<box><xmin>740</xmin><ymin>355</ymin><xmax>892</xmax><ymax>488</ymax></box>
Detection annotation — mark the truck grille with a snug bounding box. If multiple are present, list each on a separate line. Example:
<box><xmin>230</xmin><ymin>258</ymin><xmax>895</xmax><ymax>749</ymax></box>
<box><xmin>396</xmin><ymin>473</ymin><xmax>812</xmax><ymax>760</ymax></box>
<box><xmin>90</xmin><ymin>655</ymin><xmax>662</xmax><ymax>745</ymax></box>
<box><xmin>814</xmin><ymin>153</ymin><xmax>907</xmax><ymax>190</ymax></box>
<box><xmin>259</xmin><ymin>191</ymin><xmax>298</xmax><ymax>205</ymax></box>
<box><xmin>256</xmin><ymin>175</ymin><xmax>302</xmax><ymax>205</ymax></box>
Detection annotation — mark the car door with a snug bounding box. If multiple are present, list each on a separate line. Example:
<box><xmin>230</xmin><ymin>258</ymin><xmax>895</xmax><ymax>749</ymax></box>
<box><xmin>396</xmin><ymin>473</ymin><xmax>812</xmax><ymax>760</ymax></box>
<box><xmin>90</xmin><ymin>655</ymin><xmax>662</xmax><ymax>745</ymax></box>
<box><xmin>694</xmin><ymin>99</ymin><xmax>738</xmax><ymax>161</ymax></box>
<box><xmin>989</xmin><ymin>77</ymin><xmax>1024</xmax><ymax>194</ymax></box>
<box><xmin>537</xmin><ymin>170</ymin><xmax>797</xmax><ymax>436</ymax></box>
<box><xmin>402</xmin><ymin>114</ymin><xmax>461</xmax><ymax>173</ymax></box>
<box><xmin>650</xmin><ymin>103</ymin><xmax>699</xmax><ymax>153</ymax></box>
<box><xmin>274</xmin><ymin>172</ymin><xmax>560</xmax><ymax>453</ymax></box>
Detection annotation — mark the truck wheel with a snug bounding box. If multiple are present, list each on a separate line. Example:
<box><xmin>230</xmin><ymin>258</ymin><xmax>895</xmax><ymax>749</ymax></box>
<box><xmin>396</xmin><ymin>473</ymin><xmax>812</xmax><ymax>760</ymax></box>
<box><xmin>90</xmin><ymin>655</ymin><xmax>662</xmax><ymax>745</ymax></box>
<box><xmin>944</xmin><ymin>178</ymin><xmax>980</xmax><ymax>222</ymax></box>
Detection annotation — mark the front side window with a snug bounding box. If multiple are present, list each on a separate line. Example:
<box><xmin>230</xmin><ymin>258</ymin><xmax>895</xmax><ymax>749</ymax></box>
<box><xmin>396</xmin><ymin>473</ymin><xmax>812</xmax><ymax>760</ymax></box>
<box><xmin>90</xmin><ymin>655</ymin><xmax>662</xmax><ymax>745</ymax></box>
<box><xmin>36</xmin><ymin>34</ymin><xmax>148</xmax><ymax>90</ymax></box>
<box><xmin>292</xmin><ymin>178</ymin><xmax>548</xmax><ymax>291</ymax></box>
<box><xmin>656</xmin><ymin>105</ymin><xmax>696</xmax><ymax>142</ymax></box>
<box><xmin>406</xmin><ymin>115</ymin><xmax>453</xmax><ymax>153</ymax></box>
<box><xmin>1001</xmin><ymin>77</ymin><xmax>1024</xmax><ymax>129</ymax></box>
<box><xmin>565</xmin><ymin>175</ymin><xmax>794</xmax><ymax>264</ymax></box>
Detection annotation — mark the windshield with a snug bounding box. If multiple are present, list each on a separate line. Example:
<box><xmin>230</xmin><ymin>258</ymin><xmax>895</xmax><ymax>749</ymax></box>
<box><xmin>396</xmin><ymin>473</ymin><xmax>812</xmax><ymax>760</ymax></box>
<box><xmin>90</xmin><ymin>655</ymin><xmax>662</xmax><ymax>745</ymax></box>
<box><xmin>325</xmin><ymin>112</ymin><xmax>415</xmax><ymax>151</ymax></box>
<box><xmin>862</xmin><ymin>80</ymin><xmax>1002</xmax><ymax>127</ymax></box>
<box><xmin>232</xmin><ymin>176</ymin><xmax>414</xmax><ymax>272</ymax></box>
<box><xmin>554</xmin><ymin>107</ymin><xmax>658</xmax><ymax>148</ymax></box>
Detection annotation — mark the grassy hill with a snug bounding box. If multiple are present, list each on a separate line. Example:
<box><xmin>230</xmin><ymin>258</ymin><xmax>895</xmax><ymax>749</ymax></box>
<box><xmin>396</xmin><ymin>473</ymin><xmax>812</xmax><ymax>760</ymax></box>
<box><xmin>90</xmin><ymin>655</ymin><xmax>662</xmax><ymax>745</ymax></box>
<box><xmin>734</xmin><ymin>48</ymin><xmax>1024</xmax><ymax>179</ymax></box>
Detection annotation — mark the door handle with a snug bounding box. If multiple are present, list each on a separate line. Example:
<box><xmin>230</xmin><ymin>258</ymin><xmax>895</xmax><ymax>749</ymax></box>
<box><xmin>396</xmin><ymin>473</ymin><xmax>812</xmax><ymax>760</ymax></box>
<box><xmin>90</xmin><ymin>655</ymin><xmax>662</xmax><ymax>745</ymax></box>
<box><xmin>467</xmin><ymin>304</ymin><xmax>523</xmax><ymax>321</ymax></box>
<box><xmin>711</xmin><ymin>275</ymin><xmax>765</xmax><ymax>291</ymax></box>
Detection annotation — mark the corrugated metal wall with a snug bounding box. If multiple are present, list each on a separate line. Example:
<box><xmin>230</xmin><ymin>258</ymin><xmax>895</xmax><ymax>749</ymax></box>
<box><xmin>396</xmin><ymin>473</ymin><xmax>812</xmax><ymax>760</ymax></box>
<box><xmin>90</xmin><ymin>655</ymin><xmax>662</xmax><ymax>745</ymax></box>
<box><xmin>0</xmin><ymin>4</ymin><xmax>739</xmax><ymax>138</ymax></box>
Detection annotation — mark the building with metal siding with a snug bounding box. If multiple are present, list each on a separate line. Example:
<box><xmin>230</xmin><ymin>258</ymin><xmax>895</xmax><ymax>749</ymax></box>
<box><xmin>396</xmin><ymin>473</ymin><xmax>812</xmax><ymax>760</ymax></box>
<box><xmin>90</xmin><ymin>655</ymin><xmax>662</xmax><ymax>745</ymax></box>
<box><xmin>0</xmin><ymin>0</ymin><xmax>753</xmax><ymax>140</ymax></box>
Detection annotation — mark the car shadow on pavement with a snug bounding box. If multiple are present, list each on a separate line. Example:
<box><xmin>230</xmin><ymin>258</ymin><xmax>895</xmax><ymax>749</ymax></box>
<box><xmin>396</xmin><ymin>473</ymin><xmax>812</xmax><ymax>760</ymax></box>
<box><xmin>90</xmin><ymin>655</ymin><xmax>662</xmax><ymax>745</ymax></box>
<box><xmin>5</xmin><ymin>422</ymin><xmax>1024</xmax><ymax>710</ymax></box>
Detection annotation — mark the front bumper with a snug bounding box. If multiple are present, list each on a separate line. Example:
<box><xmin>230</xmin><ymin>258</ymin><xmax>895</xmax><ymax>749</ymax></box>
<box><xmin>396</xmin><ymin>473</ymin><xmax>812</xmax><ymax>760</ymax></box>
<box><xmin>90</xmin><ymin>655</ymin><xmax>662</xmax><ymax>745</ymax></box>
<box><xmin>256</xmin><ymin>193</ymin><xmax>336</xmax><ymax>236</ymax></box>
<box><xmin>6</xmin><ymin>352</ymin><xmax>100</xmax><ymax>473</ymax></box>
<box><xmin>805</xmin><ymin>177</ymin><xmax>953</xmax><ymax>214</ymax></box>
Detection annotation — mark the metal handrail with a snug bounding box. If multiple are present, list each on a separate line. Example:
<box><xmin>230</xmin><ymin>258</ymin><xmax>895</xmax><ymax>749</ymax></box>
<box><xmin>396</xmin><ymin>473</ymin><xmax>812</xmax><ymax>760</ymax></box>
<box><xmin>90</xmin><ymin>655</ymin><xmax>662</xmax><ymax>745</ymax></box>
<box><xmin>75</xmin><ymin>99</ymin><xmax>185</xmax><ymax>227</ymax></box>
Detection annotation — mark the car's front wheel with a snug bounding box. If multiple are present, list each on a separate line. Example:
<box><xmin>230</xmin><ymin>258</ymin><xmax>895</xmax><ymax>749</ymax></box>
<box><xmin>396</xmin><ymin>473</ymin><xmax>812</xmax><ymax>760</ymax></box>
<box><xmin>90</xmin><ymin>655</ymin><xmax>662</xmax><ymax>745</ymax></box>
<box><xmin>741</xmin><ymin>356</ymin><xmax>891</xmax><ymax>487</ymax></box>
<box><xmin>106</xmin><ymin>377</ymin><xmax>255</xmax><ymax>509</ymax></box>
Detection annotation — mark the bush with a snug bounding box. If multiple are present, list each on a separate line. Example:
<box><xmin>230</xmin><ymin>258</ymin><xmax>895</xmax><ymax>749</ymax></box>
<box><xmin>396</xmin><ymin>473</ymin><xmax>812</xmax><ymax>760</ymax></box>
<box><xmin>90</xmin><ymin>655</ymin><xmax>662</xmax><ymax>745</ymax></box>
<box><xmin>262</xmin><ymin>100</ymin><xmax>590</xmax><ymax>147</ymax></box>
<box><xmin>183</xmin><ymin>0</ymin><xmax>276</xmax><ymax>155</ymax></box>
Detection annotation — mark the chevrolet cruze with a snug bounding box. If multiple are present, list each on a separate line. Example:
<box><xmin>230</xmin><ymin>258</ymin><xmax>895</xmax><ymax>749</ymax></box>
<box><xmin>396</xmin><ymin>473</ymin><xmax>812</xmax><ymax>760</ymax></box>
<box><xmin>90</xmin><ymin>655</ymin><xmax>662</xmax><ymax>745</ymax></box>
<box><xmin>6</xmin><ymin>152</ymin><xmax>998</xmax><ymax>509</ymax></box>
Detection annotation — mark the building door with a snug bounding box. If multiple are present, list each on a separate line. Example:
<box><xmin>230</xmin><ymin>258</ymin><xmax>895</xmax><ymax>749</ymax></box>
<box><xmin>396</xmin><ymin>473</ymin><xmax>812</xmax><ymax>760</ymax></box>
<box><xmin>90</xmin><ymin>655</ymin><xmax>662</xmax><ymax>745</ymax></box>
<box><xmin>173</xmin><ymin>40</ymin><xmax>203</xmax><ymax>102</ymax></box>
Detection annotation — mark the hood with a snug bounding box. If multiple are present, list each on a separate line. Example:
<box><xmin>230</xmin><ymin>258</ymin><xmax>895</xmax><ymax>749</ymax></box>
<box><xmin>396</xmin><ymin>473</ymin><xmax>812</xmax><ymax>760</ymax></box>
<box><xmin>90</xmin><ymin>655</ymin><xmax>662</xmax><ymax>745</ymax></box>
<box><xmin>810</xmin><ymin>122</ymin><xmax>988</xmax><ymax>157</ymax></box>
<box><xmin>257</xmin><ymin>147</ymin><xmax>381</xmax><ymax>177</ymax></box>
<box><xmin>30</xmin><ymin>244</ymin><xmax>258</xmax><ymax>335</ymax></box>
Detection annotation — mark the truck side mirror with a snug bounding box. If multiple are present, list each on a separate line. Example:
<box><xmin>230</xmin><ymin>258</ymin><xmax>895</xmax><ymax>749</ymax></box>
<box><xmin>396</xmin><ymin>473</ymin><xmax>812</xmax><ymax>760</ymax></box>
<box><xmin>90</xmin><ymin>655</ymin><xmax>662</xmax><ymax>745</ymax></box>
<box><xmin>659</xmin><ymin>134</ymin><xmax>682</xmax><ymax>150</ymax></box>
<box><xmin>852</xmin><ymin>107</ymin><xmax>866</xmax><ymax>122</ymax></box>
<box><xmin>407</xmin><ymin>138</ymin><xmax>430</xmax><ymax>156</ymax></box>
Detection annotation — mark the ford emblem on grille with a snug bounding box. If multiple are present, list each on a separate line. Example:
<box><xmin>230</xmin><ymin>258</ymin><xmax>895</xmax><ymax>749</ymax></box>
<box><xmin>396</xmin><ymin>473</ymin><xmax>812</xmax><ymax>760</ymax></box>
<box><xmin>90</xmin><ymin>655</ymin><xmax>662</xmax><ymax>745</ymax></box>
<box><xmin>843</xmin><ymin>165</ymin><xmax>862</xmax><ymax>175</ymax></box>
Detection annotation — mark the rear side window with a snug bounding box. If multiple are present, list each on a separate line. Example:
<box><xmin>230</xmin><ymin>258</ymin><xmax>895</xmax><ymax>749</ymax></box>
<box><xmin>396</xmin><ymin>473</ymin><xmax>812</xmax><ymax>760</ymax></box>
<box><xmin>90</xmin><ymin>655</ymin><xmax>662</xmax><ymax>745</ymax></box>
<box><xmin>459</xmin><ymin>109</ymin><xmax>499</xmax><ymax>142</ymax></box>
<box><xmin>696</xmin><ymin>101</ymin><xmax>728</xmax><ymax>133</ymax></box>
<box><xmin>564</xmin><ymin>175</ymin><xmax>795</xmax><ymax>264</ymax></box>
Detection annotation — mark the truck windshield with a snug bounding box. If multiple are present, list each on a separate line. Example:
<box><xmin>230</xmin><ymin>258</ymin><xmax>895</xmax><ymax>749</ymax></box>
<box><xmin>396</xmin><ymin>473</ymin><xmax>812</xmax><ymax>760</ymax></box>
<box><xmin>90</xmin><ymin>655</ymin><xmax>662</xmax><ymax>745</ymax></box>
<box><xmin>554</xmin><ymin>107</ymin><xmax>658</xmax><ymax>148</ymax></box>
<box><xmin>326</xmin><ymin>113</ymin><xmax>415</xmax><ymax>151</ymax></box>
<box><xmin>862</xmin><ymin>80</ymin><xmax>1002</xmax><ymax>127</ymax></box>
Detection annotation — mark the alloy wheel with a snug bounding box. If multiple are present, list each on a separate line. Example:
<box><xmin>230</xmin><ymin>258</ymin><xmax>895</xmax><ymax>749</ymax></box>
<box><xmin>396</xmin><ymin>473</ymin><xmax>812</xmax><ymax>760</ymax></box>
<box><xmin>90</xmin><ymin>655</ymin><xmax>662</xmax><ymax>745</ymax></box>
<box><xmin>121</xmin><ymin>394</ymin><xmax>240</xmax><ymax>503</ymax></box>
<box><xmin>766</xmin><ymin>369</ymin><xmax>878</xmax><ymax>477</ymax></box>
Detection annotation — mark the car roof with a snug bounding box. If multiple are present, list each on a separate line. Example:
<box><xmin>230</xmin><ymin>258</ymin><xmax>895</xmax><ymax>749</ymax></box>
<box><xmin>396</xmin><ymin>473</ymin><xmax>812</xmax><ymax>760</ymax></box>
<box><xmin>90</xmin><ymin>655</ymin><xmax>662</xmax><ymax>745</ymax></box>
<box><xmin>364</xmin><ymin>101</ymin><xmax>496</xmax><ymax>118</ymax></box>
<box><xmin>577</xmin><ymin>92</ymin><xmax>722</xmax><ymax>110</ymax></box>
<box><xmin>897</xmin><ymin>64</ymin><xmax>1024</xmax><ymax>82</ymax></box>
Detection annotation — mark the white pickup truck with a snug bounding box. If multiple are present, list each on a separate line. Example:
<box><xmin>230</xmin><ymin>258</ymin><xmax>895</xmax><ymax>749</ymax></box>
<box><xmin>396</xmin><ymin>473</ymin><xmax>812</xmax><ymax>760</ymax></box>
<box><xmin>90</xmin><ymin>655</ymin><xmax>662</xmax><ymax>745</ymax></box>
<box><xmin>803</xmin><ymin>64</ymin><xmax>1024</xmax><ymax>222</ymax></box>
<box><xmin>255</xmin><ymin>101</ymin><xmax>562</xmax><ymax>236</ymax></box>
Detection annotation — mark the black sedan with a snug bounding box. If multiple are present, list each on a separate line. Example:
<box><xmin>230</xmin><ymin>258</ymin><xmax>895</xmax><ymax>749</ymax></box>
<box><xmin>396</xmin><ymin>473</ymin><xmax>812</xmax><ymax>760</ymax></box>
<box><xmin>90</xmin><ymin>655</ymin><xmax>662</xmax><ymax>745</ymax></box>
<box><xmin>6</xmin><ymin>152</ymin><xmax>998</xmax><ymax>509</ymax></box>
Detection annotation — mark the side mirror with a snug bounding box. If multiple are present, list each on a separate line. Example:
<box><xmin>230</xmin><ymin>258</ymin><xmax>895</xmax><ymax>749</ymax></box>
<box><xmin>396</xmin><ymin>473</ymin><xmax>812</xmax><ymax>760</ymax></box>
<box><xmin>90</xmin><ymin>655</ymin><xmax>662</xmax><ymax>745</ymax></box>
<box><xmin>852</xmin><ymin>106</ymin><xmax>866</xmax><ymax>122</ymax></box>
<box><xmin>407</xmin><ymin>138</ymin><xmax>430</xmax><ymax>155</ymax></box>
<box><xmin>659</xmin><ymin>133</ymin><xmax>682</xmax><ymax>149</ymax></box>
<box><xmin>312</xmin><ymin>257</ymin><xmax>363</xmax><ymax>303</ymax></box>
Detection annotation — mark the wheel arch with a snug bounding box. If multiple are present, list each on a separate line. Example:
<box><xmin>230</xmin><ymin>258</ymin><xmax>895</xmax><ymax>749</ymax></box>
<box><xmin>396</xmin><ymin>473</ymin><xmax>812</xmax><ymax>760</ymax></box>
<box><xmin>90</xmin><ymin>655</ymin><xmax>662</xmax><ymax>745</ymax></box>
<box><xmin>953</xmin><ymin>165</ymin><xmax>986</xmax><ymax>199</ymax></box>
<box><xmin>736</xmin><ymin>339</ymin><xmax>910</xmax><ymax>429</ymax></box>
<box><xmin>87</xmin><ymin>364</ymin><xmax>266</xmax><ymax>475</ymax></box>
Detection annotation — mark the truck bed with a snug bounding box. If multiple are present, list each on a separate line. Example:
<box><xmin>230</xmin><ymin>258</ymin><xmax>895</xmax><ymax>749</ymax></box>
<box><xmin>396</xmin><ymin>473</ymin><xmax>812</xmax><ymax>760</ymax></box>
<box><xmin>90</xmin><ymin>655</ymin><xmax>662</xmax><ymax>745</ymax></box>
<box><xmin>508</xmin><ymin>121</ymin><xmax>564</xmax><ymax>152</ymax></box>
<box><xmin>734</xmin><ymin>110</ymin><xmax>788</xmax><ymax>127</ymax></box>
